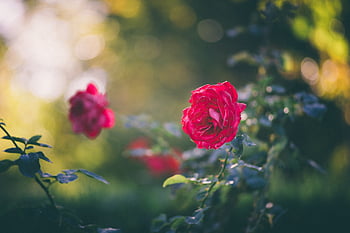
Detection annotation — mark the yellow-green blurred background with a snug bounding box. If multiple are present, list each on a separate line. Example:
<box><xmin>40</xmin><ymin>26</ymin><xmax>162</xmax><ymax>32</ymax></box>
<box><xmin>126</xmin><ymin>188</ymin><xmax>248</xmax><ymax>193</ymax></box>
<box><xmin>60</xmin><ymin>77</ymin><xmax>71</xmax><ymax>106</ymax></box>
<box><xmin>0</xmin><ymin>0</ymin><xmax>350</xmax><ymax>232</ymax></box>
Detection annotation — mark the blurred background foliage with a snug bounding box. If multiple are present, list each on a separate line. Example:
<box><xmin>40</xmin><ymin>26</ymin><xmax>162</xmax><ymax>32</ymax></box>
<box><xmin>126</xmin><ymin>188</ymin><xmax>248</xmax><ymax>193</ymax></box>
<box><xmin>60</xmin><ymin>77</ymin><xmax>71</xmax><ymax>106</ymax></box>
<box><xmin>0</xmin><ymin>0</ymin><xmax>350</xmax><ymax>232</ymax></box>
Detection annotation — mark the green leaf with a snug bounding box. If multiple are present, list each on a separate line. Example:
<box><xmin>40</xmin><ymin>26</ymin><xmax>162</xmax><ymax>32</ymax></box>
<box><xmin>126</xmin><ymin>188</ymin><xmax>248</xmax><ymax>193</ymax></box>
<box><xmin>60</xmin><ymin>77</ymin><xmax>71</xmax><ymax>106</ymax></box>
<box><xmin>25</xmin><ymin>146</ymin><xmax>34</xmax><ymax>150</ymax></box>
<box><xmin>57</xmin><ymin>173</ymin><xmax>79</xmax><ymax>184</ymax></box>
<box><xmin>2</xmin><ymin>136</ymin><xmax>27</xmax><ymax>144</ymax></box>
<box><xmin>33</xmin><ymin>151</ymin><xmax>52</xmax><ymax>163</ymax></box>
<box><xmin>0</xmin><ymin>159</ymin><xmax>15</xmax><ymax>173</ymax></box>
<box><xmin>4</xmin><ymin>147</ymin><xmax>24</xmax><ymax>154</ymax></box>
<box><xmin>28</xmin><ymin>135</ymin><xmax>42</xmax><ymax>144</ymax></box>
<box><xmin>78</xmin><ymin>169</ymin><xmax>109</xmax><ymax>184</ymax></box>
<box><xmin>60</xmin><ymin>169</ymin><xmax>109</xmax><ymax>184</ymax></box>
<box><xmin>151</xmin><ymin>214</ymin><xmax>168</xmax><ymax>232</ymax></box>
<box><xmin>16</xmin><ymin>154</ymin><xmax>41</xmax><ymax>177</ymax></box>
<box><xmin>26</xmin><ymin>135</ymin><xmax>52</xmax><ymax>148</ymax></box>
<box><xmin>242</xmin><ymin>134</ymin><xmax>256</xmax><ymax>147</ymax></box>
<box><xmin>231</xmin><ymin>135</ymin><xmax>244</xmax><ymax>156</ymax></box>
<box><xmin>169</xmin><ymin>216</ymin><xmax>186</xmax><ymax>230</ymax></box>
<box><xmin>185</xmin><ymin>208</ymin><xmax>207</xmax><ymax>225</ymax></box>
<box><xmin>162</xmin><ymin>174</ymin><xmax>188</xmax><ymax>188</ymax></box>
<box><xmin>40</xmin><ymin>172</ymin><xmax>55</xmax><ymax>178</ymax></box>
<box><xmin>29</xmin><ymin>142</ymin><xmax>52</xmax><ymax>148</ymax></box>
<box><xmin>62</xmin><ymin>169</ymin><xmax>78</xmax><ymax>174</ymax></box>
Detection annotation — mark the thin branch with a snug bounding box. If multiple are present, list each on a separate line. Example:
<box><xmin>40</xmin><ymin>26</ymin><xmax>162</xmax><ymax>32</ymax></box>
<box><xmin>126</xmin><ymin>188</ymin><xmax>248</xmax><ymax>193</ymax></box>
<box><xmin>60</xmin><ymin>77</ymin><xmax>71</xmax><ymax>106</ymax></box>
<box><xmin>35</xmin><ymin>174</ymin><xmax>57</xmax><ymax>210</ymax></box>
<box><xmin>200</xmin><ymin>151</ymin><xmax>230</xmax><ymax>208</ymax></box>
<box><xmin>0</xmin><ymin>124</ymin><xmax>21</xmax><ymax>150</ymax></box>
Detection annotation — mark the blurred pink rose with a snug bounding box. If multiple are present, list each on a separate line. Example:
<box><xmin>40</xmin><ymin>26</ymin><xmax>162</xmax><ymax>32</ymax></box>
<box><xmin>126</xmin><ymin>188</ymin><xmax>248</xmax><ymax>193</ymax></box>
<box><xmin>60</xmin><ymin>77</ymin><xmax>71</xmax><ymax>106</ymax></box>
<box><xmin>128</xmin><ymin>137</ymin><xmax>181</xmax><ymax>177</ymax></box>
<box><xmin>142</xmin><ymin>155</ymin><xmax>181</xmax><ymax>177</ymax></box>
<box><xmin>68</xmin><ymin>83</ymin><xmax>115</xmax><ymax>139</ymax></box>
<box><xmin>181</xmin><ymin>81</ymin><xmax>246</xmax><ymax>149</ymax></box>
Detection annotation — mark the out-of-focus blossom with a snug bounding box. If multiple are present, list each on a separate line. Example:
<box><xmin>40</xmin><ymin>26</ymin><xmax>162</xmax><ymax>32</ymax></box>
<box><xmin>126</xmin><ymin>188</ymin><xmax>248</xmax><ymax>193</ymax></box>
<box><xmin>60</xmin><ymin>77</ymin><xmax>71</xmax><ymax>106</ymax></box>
<box><xmin>68</xmin><ymin>83</ymin><xmax>114</xmax><ymax>139</ymax></box>
<box><xmin>127</xmin><ymin>137</ymin><xmax>181</xmax><ymax>177</ymax></box>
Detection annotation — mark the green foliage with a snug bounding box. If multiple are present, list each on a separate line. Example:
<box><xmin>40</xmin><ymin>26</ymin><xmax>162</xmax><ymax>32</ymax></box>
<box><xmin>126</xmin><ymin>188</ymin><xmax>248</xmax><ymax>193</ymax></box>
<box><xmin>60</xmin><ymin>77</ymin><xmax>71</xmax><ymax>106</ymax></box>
<box><xmin>17</xmin><ymin>153</ymin><xmax>41</xmax><ymax>177</ymax></box>
<box><xmin>162</xmin><ymin>174</ymin><xmax>189</xmax><ymax>188</ymax></box>
<box><xmin>50</xmin><ymin>169</ymin><xmax>109</xmax><ymax>184</ymax></box>
<box><xmin>4</xmin><ymin>147</ymin><xmax>24</xmax><ymax>154</ymax></box>
<box><xmin>2</xmin><ymin>135</ymin><xmax>28</xmax><ymax>144</ymax></box>
<box><xmin>45</xmin><ymin>169</ymin><xmax>110</xmax><ymax>185</ymax></box>
<box><xmin>0</xmin><ymin>122</ymin><xmax>113</xmax><ymax>232</ymax></box>
<box><xmin>151</xmin><ymin>1</ymin><xmax>328</xmax><ymax>227</ymax></box>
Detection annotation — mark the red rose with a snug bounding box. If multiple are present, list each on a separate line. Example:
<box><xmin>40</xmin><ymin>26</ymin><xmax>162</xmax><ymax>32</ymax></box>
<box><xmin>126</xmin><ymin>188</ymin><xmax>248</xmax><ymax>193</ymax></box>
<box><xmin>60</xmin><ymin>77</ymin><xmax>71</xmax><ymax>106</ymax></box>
<box><xmin>127</xmin><ymin>137</ymin><xmax>181</xmax><ymax>177</ymax></box>
<box><xmin>142</xmin><ymin>155</ymin><xmax>181</xmax><ymax>177</ymax></box>
<box><xmin>68</xmin><ymin>83</ymin><xmax>115</xmax><ymax>139</ymax></box>
<box><xmin>181</xmin><ymin>81</ymin><xmax>246</xmax><ymax>149</ymax></box>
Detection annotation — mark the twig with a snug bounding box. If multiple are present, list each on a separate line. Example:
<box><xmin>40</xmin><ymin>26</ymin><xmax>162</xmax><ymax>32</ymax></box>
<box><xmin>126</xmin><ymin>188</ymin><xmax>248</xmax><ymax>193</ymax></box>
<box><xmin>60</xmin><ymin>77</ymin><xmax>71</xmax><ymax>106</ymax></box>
<box><xmin>0</xmin><ymin>124</ymin><xmax>21</xmax><ymax>150</ymax></box>
<box><xmin>35</xmin><ymin>174</ymin><xmax>57</xmax><ymax>210</ymax></box>
<box><xmin>200</xmin><ymin>151</ymin><xmax>230</xmax><ymax>208</ymax></box>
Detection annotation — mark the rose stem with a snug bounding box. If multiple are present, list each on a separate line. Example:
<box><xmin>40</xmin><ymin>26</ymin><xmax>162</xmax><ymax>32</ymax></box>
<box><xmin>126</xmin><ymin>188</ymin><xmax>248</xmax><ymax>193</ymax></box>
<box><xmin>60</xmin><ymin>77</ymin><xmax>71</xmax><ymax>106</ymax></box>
<box><xmin>200</xmin><ymin>151</ymin><xmax>229</xmax><ymax>208</ymax></box>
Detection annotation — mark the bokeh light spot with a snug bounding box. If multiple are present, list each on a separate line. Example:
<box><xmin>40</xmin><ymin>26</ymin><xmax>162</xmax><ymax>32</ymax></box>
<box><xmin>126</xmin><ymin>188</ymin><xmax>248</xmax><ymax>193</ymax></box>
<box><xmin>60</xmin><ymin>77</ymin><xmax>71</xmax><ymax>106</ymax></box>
<box><xmin>105</xmin><ymin>0</ymin><xmax>141</xmax><ymax>18</ymax></box>
<box><xmin>197</xmin><ymin>19</ymin><xmax>224</xmax><ymax>43</ymax></box>
<box><xmin>301</xmin><ymin>57</ymin><xmax>319</xmax><ymax>85</ymax></box>
<box><xmin>75</xmin><ymin>34</ymin><xmax>105</xmax><ymax>60</ymax></box>
<box><xmin>169</xmin><ymin>5</ymin><xmax>196</xmax><ymax>29</ymax></box>
<box><xmin>0</xmin><ymin>0</ymin><xmax>25</xmax><ymax>40</ymax></box>
<box><xmin>292</xmin><ymin>16</ymin><xmax>310</xmax><ymax>40</ymax></box>
<box><xmin>28</xmin><ymin>70</ymin><xmax>66</xmax><ymax>101</ymax></box>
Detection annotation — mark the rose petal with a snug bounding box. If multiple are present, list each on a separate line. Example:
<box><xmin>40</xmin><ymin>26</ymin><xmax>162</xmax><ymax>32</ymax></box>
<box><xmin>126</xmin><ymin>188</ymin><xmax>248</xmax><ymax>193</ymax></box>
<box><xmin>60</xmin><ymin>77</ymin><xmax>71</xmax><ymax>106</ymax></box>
<box><xmin>86</xmin><ymin>128</ymin><xmax>101</xmax><ymax>139</ymax></box>
<box><xmin>86</xmin><ymin>83</ymin><xmax>98</xmax><ymax>95</ymax></box>
<box><xmin>237</xmin><ymin>103</ymin><xmax>246</xmax><ymax>112</ymax></box>
<box><xmin>103</xmin><ymin>108</ymin><xmax>115</xmax><ymax>128</ymax></box>
<box><xmin>209</xmin><ymin>108</ymin><xmax>222</xmax><ymax>128</ymax></box>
